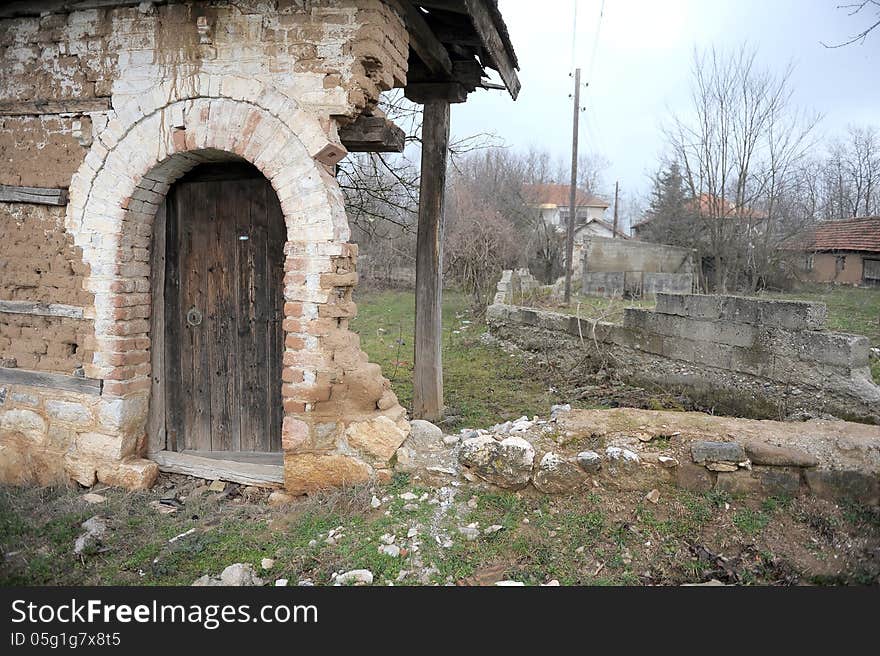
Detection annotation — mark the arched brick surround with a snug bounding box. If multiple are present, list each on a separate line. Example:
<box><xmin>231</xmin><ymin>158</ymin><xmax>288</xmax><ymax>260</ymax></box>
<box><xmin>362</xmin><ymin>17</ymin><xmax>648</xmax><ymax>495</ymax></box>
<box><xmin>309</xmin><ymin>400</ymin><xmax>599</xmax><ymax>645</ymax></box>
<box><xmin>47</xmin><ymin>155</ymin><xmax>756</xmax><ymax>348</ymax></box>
<box><xmin>64</xmin><ymin>75</ymin><xmax>409</xmax><ymax>493</ymax></box>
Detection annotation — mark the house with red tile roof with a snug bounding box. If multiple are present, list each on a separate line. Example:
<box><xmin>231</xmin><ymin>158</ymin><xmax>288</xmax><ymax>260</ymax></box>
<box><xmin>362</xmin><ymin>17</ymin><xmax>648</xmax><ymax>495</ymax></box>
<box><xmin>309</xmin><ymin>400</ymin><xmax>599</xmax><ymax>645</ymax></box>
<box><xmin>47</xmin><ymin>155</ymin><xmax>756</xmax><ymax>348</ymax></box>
<box><xmin>785</xmin><ymin>217</ymin><xmax>880</xmax><ymax>286</ymax></box>
<box><xmin>631</xmin><ymin>193</ymin><xmax>766</xmax><ymax>239</ymax></box>
<box><xmin>522</xmin><ymin>183</ymin><xmax>627</xmax><ymax>239</ymax></box>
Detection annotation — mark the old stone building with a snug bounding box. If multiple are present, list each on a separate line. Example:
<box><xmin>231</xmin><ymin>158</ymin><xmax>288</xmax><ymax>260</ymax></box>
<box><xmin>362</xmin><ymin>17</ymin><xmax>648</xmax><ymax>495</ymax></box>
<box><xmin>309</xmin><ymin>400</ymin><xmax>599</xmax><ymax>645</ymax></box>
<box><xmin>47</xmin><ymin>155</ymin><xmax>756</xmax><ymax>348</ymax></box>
<box><xmin>0</xmin><ymin>1</ymin><xmax>519</xmax><ymax>492</ymax></box>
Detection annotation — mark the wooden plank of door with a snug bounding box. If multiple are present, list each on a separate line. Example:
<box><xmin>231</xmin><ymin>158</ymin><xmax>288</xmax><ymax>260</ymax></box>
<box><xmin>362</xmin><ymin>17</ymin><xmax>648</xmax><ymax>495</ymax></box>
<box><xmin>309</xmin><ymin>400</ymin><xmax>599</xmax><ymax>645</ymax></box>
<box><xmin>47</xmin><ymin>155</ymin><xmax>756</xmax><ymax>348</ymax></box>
<box><xmin>164</xmin><ymin>188</ymin><xmax>183</xmax><ymax>451</ymax></box>
<box><xmin>238</xmin><ymin>178</ymin><xmax>271</xmax><ymax>451</ymax></box>
<box><xmin>186</xmin><ymin>181</ymin><xmax>212</xmax><ymax>451</ymax></box>
<box><xmin>206</xmin><ymin>178</ymin><xmax>238</xmax><ymax>451</ymax></box>
<box><xmin>267</xmin><ymin>181</ymin><xmax>285</xmax><ymax>451</ymax></box>
<box><xmin>148</xmin><ymin>201</ymin><xmax>167</xmax><ymax>454</ymax></box>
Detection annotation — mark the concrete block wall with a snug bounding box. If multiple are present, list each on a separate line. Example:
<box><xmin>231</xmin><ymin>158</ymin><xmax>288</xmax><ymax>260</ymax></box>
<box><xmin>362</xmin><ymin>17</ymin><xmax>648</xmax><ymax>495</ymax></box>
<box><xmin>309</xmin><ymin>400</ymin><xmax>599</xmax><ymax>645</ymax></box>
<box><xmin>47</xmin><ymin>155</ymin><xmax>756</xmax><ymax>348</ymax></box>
<box><xmin>493</xmin><ymin>268</ymin><xmax>548</xmax><ymax>305</ymax></box>
<box><xmin>580</xmin><ymin>236</ymin><xmax>696</xmax><ymax>298</ymax></box>
<box><xmin>486</xmin><ymin>285</ymin><xmax>880</xmax><ymax>424</ymax></box>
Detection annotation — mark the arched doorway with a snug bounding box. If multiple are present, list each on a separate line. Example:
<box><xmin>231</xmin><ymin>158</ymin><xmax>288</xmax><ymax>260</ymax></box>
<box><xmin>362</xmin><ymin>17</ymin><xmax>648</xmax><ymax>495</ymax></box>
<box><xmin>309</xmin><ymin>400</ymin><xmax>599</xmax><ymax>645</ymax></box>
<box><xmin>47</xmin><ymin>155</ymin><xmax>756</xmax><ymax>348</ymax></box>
<box><xmin>152</xmin><ymin>161</ymin><xmax>284</xmax><ymax>462</ymax></box>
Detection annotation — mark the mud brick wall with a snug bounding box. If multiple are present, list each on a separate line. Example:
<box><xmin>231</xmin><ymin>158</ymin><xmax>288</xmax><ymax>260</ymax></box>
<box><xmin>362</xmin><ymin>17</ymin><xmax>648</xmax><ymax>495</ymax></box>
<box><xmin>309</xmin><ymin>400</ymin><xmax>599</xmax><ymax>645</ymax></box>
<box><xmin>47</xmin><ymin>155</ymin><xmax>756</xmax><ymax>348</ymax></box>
<box><xmin>487</xmin><ymin>272</ymin><xmax>880</xmax><ymax>424</ymax></box>
<box><xmin>0</xmin><ymin>203</ymin><xmax>95</xmax><ymax>373</ymax></box>
<box><xmin>0</xmin><ymin>0</ymin><xmax>412</xmax><ymax>491</ymax></box>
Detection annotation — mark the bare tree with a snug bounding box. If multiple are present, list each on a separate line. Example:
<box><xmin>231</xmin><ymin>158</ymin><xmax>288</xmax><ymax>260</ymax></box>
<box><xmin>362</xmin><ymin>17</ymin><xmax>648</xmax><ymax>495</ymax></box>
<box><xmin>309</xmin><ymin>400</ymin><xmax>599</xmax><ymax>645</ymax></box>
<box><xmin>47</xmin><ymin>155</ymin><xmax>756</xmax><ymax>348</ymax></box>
<box><xmin>822</xmin><ymin>1</ymin><xmax>880</xmax><ymax>47</ymax></box>
<box><xmin>664</xmin><ymin>45</ymin><xmax>820</xmax><ymax>292</ymax></box>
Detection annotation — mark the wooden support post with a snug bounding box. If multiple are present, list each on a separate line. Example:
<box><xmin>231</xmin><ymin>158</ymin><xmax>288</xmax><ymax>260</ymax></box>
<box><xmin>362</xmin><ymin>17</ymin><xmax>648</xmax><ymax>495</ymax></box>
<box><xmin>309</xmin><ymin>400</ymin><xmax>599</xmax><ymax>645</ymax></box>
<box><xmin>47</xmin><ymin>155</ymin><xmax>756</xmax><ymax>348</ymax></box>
<box><xmin>413</xmin><ymin>98</ymin><xmax>450</xmax><ymax>422</ymax></box>
<box><xmin>563</xmin><ymin>68</ymin><xmax>581</xmax><ymax>305</ymax></box>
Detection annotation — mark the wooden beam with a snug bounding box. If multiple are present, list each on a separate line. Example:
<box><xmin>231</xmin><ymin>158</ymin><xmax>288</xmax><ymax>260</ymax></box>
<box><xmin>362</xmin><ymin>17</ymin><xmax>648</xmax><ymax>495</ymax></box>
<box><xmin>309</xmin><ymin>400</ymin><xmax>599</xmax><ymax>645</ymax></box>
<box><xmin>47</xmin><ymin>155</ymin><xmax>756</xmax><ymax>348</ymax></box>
<box><xmin>0</xmin><ymin>1</ymin><xmax>144</xmax><ymax>19</ymax></box>
<box><xmin>149</xmin><ymin>450</ymin><xmax>284</xmax><ymax>488</ymax></box>
<box><xmin>0</xmin><ymin>300</ymin><xmax>84</xmax><ymax>319</ymax></box>
<box><xmin>0</xmin><ymin>98</ymin><xmax>111</xmax><ymax>116</ymax></box>
<box><xmin>405</xmin><ymin>82</ymin><xmax>468</xmax><ymax>104</ymax></box>
<box><xmin>338</xmin><ymin>116</ymin><xmax>406</xmax><ymax>153</ymax></box>
<box><xmin>462</xmin><ymin>0</ymin><xmax>521</xmax><ymax>99</ymax></box>
<box><xmin>413</xmin><ymin>98</ymin><xmax>449</xmax><ymax>422</ymax></box>
<box><xmin>0</xmin><ymin>184</ymin><xmax>68</xmax><ymax>206</ymax></box>
<box><xmin>0</xmin><ymin>366</ymin><xmax>102</xmax><ymax>395</ymax></box>
<box><xmin>401</xmin><ymin>2</ymin><xmax>453</xmax><ymax>77</ymax></box>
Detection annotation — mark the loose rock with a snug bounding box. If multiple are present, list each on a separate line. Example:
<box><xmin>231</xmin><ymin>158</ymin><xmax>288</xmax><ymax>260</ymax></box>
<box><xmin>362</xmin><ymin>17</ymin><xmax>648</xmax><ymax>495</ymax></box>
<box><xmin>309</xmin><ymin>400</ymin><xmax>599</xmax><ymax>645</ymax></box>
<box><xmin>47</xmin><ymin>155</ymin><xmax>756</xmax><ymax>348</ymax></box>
<box><xmin>73</xmin><ymin>516</ymin><xmax>108</xmax><ymax>555</ymax></box>
<box><xmin>220</xmin><ymin>563</ymin><xmax>264</xmax><ymax>586</ymax></box>
<box><xmin>533</xmin><ymin>452</ymin><xmax>587</xmax><ymax>494</ymax></box>
<box><xmin>740</xmin><ymin>440</ymin><xmax>819</xmax><ymax>468</ymax></box>
<box><xmin>334</xmin><ymin>569</ymin><xmax>373</xmax><ymax>586</ymax></box>
<box><xmin>458</xmin><ymin>435</ymin><xmax>535</xmax><ymax>489</ymax></box>
<box><xmin>408</xmin><ymin>420</ymin><xmax>444</xmax><ymax>448</ymax></box>
<box><xmin>576</xmin><ymin>450</ymin><xmax>602</xmax><ymax>473</ymax></box>
<box><xmin>690</xmin><ymin>441</ymin><xmax>746</xmax><ymax>465</ymax></box>
<box><xmin>268</xmin><ymin>490</ymin><xmax>293</xmax><ymax>506</ymax></box>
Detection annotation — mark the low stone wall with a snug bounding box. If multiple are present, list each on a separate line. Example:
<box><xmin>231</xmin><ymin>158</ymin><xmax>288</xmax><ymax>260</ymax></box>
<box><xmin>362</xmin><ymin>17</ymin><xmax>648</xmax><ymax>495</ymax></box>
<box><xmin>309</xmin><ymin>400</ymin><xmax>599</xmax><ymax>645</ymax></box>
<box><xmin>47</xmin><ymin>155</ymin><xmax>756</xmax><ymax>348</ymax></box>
<box><xmin>487</xmin><ymin>277</ymin><xmax>880</xmax><ymax>424</ymax></box>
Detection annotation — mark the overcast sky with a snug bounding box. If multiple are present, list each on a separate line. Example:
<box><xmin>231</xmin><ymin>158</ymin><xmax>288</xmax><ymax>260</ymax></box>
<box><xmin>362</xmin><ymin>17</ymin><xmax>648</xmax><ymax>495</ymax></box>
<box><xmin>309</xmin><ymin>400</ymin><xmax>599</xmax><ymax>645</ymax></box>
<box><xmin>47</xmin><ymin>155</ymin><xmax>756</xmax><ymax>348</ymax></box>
<box><xmin>450</xmin><ymin>0</ymin><xmax>880</xmax><ymax>204</ymax></box>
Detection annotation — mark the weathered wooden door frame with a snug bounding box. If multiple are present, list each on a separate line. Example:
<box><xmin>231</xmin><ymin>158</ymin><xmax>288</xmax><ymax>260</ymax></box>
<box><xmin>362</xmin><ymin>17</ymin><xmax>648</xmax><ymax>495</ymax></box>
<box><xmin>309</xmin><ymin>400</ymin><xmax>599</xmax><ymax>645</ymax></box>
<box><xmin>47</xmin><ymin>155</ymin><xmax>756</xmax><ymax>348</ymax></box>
<box><xmin>147</xmin><ymin>162</ymin><xmax>285</xmax><ymax>485</ymax></box>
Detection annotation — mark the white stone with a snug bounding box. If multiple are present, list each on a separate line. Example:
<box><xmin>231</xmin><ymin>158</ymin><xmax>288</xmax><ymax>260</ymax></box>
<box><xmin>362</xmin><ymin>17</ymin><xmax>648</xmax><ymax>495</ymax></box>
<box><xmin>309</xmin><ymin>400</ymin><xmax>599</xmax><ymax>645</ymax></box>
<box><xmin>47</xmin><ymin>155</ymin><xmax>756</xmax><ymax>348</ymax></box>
<box><xmin>458</xmin><ymin>526</ymin><xmax>480</xmax><ymax>541</ymax></box>
<box><xmin>0</xmin><ymin>409</ymin><xmax>47</xmax><ymax>441</ymax></box>
<box><xmin>605</xmin><ymin>446</ymin><xmax>641</xmax><ymax>464</ymax></box>
<box><xmin>378</xmin><ymin>544</ymin><xmax>400</xmax><ymax>557</ymax></box>
<box><xmin>334</xmin><ymin>569</ymin><xmax>373</xmax><ymax>586</ymax></box>
<box><xmin>45</xmin><ymin>400</ymin><xmax>93</xmax><ymax>425</ymax></box>
<box><xmin>495</xmin><ymin>580</ymin><xmax>525</xmax><ymax>586</ymax></box>
<box><xmin>220</xmin><ymin>563</ymin><xmax>263</xmax><ymax>586</ymax></box>
<box><xmin>408</xmin><ymin>419</ymin><xmax>443</xmax><ymax>445</ymax></box>
<box><xmin>261</xmin><ymin>558</ymin><xmax>275</xmax><ymax>570</ymax></box>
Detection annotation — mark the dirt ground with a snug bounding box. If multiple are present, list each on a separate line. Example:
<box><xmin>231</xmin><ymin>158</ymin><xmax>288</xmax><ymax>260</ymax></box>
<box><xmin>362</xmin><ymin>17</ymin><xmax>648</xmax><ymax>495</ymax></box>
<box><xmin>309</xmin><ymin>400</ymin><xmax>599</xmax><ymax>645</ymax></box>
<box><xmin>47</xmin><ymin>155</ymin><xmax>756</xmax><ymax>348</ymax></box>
<box><xmin>2</xmin><ymin>471</ymin><xmax>878</xmax><ymax>586</ymax></box>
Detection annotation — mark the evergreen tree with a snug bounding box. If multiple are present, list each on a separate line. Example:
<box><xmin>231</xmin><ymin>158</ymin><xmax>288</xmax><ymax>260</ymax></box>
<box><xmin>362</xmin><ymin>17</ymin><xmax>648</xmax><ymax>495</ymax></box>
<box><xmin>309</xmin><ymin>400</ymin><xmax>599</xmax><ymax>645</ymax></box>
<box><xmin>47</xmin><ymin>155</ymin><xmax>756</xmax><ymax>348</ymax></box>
<box><xmin>642</xmin><ymin>163</ymin><xmax>694</xmax><ymax>246</ymax></box>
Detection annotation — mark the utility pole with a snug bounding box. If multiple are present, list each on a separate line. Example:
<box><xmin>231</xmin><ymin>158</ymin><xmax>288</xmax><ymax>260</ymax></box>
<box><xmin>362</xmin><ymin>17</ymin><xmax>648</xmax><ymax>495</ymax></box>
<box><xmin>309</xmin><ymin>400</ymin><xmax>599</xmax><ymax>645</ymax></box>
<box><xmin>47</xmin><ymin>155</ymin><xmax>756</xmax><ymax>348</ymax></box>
<box><xmin>612</xmin><ymin>180</ymin><xmax>619</xmax><ymax>237</ymax></box>
<box><xmin>563</xmin><ymin>67</ymin><xmax>581</xmax><ymax>305</ymax></box>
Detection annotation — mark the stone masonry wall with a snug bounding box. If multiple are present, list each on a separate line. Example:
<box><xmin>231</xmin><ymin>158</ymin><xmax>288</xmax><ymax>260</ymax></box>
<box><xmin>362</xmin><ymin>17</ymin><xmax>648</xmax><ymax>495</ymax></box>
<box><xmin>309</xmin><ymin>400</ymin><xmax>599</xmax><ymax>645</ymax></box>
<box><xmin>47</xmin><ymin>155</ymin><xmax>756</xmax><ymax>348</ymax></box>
<box><xmin>0</xmin><ymin>0</ymin><xmax>412</xmax><ymax>492</ymax></box>
<box><xmin>487</xmin><ymin>271</ymin><xmax>880</xmax><ymax>424</ymax></box>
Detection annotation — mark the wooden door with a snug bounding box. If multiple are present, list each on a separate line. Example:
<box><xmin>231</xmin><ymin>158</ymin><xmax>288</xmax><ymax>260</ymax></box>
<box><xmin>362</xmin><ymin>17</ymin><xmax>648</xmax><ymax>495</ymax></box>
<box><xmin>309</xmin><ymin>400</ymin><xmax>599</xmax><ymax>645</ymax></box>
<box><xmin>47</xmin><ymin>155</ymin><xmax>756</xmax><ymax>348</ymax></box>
<box><xmin>164</xmin><ymin>163</ymin><xmax>284</xmax><ymax>454</ymax></box>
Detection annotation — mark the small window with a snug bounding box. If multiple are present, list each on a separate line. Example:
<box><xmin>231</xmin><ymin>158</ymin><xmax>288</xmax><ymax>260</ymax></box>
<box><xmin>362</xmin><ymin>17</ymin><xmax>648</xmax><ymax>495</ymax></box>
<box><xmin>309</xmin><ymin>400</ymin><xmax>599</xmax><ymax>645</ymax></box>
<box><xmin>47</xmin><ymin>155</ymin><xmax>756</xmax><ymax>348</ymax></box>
<box><xmin>802</xmin><ymin>254</ymin><xmax>814</xmax><ymax>271</ymax></box>
<box><xmin>835</xmin><ymin>255</ymin><xmax>846</xmax><ymax>273</ymax></box>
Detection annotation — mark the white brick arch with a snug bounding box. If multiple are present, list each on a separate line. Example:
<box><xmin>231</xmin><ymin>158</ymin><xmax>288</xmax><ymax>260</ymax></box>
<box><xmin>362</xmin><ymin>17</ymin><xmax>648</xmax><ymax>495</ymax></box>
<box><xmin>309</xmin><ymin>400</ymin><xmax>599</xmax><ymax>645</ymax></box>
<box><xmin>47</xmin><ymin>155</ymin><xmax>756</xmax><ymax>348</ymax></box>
<box><xmin>64</xmin><ymin>88</ymin><xmax>354</xmax><ymax>461</ymax></box>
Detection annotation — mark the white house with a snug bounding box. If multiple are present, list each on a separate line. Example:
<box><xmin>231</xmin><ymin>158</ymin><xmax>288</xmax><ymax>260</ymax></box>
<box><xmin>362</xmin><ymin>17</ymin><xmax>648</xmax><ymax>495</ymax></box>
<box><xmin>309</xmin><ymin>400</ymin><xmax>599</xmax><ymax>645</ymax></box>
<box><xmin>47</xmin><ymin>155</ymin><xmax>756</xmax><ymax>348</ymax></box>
<box><xmin>522</xmin><ymin>183</ymin><xmax>625</xmax><ymax>238</ymax></box>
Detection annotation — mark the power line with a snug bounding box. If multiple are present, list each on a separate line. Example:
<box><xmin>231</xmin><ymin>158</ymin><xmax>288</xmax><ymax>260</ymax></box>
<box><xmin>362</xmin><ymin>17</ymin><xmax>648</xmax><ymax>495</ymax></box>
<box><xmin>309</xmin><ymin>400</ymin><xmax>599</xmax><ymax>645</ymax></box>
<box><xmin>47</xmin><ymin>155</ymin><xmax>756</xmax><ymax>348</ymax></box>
<box><xmin>584</xmin><ymin>0</ymin><xmax>606</xmax><ymax>91</ymax></box>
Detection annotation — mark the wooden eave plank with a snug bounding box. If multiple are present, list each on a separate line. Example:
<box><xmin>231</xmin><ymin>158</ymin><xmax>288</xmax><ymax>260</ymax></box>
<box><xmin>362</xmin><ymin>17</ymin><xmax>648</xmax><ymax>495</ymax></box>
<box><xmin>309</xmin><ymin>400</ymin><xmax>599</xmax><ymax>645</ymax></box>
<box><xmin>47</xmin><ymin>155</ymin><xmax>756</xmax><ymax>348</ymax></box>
<box><xmin>462</xmin><ymin>0</ymin><xmax>521</xmax><ymax>99</ymax></box>
<box><xmin>402</xmin><ymin>2</ymin><xmax>453</xmax><ymax>77</ymax></box>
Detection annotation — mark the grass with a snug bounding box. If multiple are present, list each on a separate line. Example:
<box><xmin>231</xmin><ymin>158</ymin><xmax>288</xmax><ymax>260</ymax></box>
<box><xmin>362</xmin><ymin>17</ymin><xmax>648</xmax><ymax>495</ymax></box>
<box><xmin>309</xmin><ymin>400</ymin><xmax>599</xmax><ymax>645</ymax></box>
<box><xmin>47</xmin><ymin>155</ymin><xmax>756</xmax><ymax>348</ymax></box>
<box><xmin>351</xmin><ymin>289</ymin><xmax>560</xmax><ymax>427</ymax></box>
<box><xmin>2</xmin><ymin>477</ymin><xmax>878</xmax><ymax>586</ymax></box>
